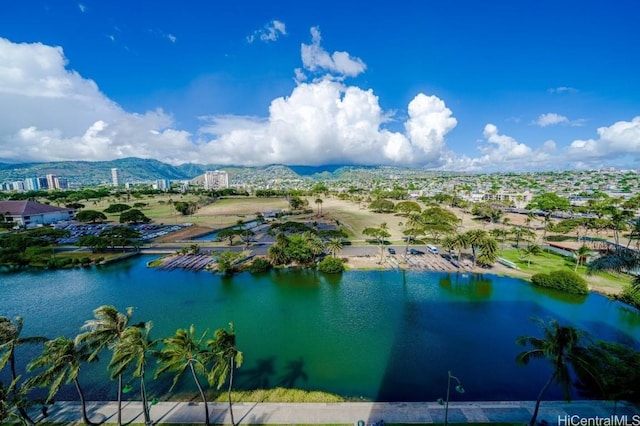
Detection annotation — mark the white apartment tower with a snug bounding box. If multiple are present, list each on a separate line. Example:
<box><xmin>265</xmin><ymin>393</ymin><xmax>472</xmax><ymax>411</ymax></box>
<box><xmin>111</xmin><ymin>168</ymin><xmax>120</xmax><ymax>187</ymax></box>
<box><xmin>46</xmin><ymin>174</ymin><xmax>58</xmax><ymax>190</ymax></box>
<box><xmin>204</xmin><ymin>170</ymin><xmax>229</xmax><ymax>190</ymax></box>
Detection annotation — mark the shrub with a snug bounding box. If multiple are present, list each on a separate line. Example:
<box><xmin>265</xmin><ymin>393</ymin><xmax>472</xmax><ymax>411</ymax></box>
<box><xmin>616</xmin><ymin>287</ymin><xmax>640</xmax><ymax>310</ymax></box>
<box><xmin>248</xmin><ymin>257</ymin><xmax>272</xmax><ymax>274</ymax></box>
<box><xmin>531</xmin><ymin>269</ymin><xmax>588</xmax><ymax>295</ymax></box>
<box><xmin>318</xmin><ymin>256</ymin><xmax>345</xmax><ymax>274</ymax></box>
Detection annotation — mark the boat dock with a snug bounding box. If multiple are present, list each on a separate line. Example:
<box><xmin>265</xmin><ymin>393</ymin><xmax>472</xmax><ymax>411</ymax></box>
<box><xmin>387</xmin><ymin>252</ymin><xmax>473</xmax><ymax>272</ymax></box>
<box><xmin>155</xmin><ymin>254</ymin><xmax>215</xmax><ymax>271</ymax></box>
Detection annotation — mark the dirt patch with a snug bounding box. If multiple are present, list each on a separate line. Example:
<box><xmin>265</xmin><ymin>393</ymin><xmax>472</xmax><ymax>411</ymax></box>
<box><xmin>155</xmin><ymin>225</ymin><xmax>215</xmax><ymax>242</ymax></box>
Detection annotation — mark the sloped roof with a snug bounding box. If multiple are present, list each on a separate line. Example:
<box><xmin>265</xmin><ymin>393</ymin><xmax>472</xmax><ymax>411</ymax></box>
<box><xmin>0</xmin><ymin>200</ymin><xmax>70</xmax><ymax>216</ymax></box>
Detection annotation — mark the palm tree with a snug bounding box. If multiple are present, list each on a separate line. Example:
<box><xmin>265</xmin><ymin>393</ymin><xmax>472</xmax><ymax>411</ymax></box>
<box><xmin>303</xmin><ymin>231</ymin><xmax>325</xmax><ymax>261</ymax></box>
<box><xmin>207</xmin><ymin>323</ymin><xmax>243</xmax><ymax>426</ymax></box>
<box><xmin>109</xmin><ymin>322</ymin><xmax>157</xmax><ymax>426</ymax></box>
<box><xmin>326</xmin><ymin>237</ymin><xmax>344</xmax><ymax>258</ymax></box>
<box><xmin>0</xmin><ymin>316</ymin><xmax>47</xmax><ymax>425</ymax></box>
<box><xmin>75</xmin><ymin>306</ymin><xmax>133</xmax><ymax>426</ymax></box>
<box><xmin>363</xmin><ymin>222</ymin><xmax>390</xmax><ymax>264</ymax></box>
<box><xmin>588</xmin><ymin>247</ymin><xmax>640</xmax><ymax>294</ymax></box>
<box><xmin>26</xmin><ymin>337</ymin><xmax>97</xmax><ymax>426</ymax></box>
<box><xmin>475</xmin><ymin>236</ymin><xmax>499</xmax><ymax>266</ymax></box>
<box><xmin>315</xmin><ymin>198</ymin><xmax>323</xmax><ymax>216</ymax></box>
<box><xmin>464</xmin><ymin>229</ymin><xmax>488</xmax><ymax>267</ymax></box>
<box><xmin>401</xmin><ymin>212</ymin><xmax>424</xmax><ymax>261</ymax></box>
<box><xmin>155</xmin><ymin>325</ymin><xmax>211</xmax><ymax>426</ymax></box>
<box><xmin>573</xmin><ymin>245</ymin><xmax>591</xmax><ymax>272</ymax></box>
<box><xmin>519</xmin><ymin>244</ymin><xmax>543</xmax><ymax>268</ymax></box>
<box><xmin>0</xmin><ymin>378</ymin><xmax>24</xmax><ymax>424</ymax></box>
<box><xmin>516</xmin><ymin>318</ymin><xmax>597</xmax><ymax>426</ymax></box>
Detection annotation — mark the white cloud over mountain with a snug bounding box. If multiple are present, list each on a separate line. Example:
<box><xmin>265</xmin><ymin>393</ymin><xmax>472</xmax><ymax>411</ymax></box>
<box><xmin>0</xmin><ymin>35</ymin><xmax>635</xmax><ymax>171</ymax></box>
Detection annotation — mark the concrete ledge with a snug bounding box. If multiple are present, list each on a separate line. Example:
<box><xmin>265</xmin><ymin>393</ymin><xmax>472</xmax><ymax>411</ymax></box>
<box><xmin>31</xmin><ymin>400</ymin><xmax>640</xmax><ymax>424</ymax></box>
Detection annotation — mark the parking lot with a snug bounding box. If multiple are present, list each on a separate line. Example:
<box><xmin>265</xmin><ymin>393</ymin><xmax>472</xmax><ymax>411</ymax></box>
<box><xmin>53</xmin><ymin>221</ymin><xmax>191</xmax><ymax>244</ymax></box>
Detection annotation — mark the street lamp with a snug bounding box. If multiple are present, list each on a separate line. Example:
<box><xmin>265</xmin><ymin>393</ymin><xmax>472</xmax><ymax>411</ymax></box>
<box><xmin>437</xmin><ymin>370</ymin><xmax>465</xmax><ymax>426</ymax></box>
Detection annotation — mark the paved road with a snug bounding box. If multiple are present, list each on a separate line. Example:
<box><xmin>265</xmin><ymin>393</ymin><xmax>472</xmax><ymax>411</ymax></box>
<box><xmin>34</xmin><ymin>400</ymin><xmax>640</xmax><ymax>425</ymax></box>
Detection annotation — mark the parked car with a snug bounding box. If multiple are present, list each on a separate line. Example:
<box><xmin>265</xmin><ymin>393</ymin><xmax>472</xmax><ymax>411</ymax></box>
<box><xmin>388</xmin><ymin>247</ymin><xmax>396</xmax><ymax>255</ymax></box>
<box><xmin>408</xmin><ymin>248</ymin><xmax>424</xmax><ymax>255</ymax></box>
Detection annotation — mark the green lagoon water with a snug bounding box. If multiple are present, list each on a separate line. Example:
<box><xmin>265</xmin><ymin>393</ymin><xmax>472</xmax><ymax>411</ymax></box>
<box><xmin>1</xmin><ymin>255</ymin><xmax>639</xmax><ymax>402</ymax></box>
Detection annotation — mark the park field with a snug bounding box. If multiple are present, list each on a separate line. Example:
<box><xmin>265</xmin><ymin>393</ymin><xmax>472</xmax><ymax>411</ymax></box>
<box><xmin>53</xmin><ymin>193</ymin><xmax>631</xmax><ymax>296</ymax></box>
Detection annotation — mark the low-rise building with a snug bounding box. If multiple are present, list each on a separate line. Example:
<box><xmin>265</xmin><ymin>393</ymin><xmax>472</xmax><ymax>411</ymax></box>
<box><xmin>0</xmin><ymin>200</ymin><xmax>75</xmax><ymax>228</ymax></box>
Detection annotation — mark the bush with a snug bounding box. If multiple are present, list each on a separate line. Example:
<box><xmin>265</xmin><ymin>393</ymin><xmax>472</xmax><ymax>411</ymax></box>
<box><xmin>616</xmin><ymin>287</ymin><xmax>640</xmax><ymax>310</ymax></box>
<box><xmin>531</xmin><ymin>269</ymin><xmax>588</xmax><ymax>295</ymax></box>
<box><xmin>248</xmin><ymin>257</ymin><xmax>272</xmax><ymax>274</ymax></box>
<box><xmin>318</xmin><ymin>256</ymin><xmax>345</xmax><ymax>274</ymax></box>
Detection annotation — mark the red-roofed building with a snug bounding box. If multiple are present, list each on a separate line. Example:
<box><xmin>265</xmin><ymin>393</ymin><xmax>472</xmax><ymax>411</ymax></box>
<box><xmin>0</xmin><ymin>201</ymin><xmax>75</xmax><ymax>228</ymax></box>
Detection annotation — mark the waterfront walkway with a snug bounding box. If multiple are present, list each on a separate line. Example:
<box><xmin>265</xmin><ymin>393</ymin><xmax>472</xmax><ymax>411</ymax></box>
<box><xmin>35</xmin><ymin>400</ymin><xmax>640</xmax><ymax>424</ymax></box>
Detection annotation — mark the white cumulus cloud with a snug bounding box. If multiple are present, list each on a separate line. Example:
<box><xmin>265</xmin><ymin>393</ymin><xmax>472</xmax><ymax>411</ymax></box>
<box><xmin>300</xmin><ymin>27</ymin><xmax>366</xmax><ymax>80</ymax></box>
<box><xmin>533</xmin><ymin>112</ymin><xmax>585</xmax><ymax>127</ymax></box>
<box><xmin>198</xmin><ymin>79</ymin><xmax>459</xmax><ymax>166</ymax></box>
<box><xmin>533</xmin><ymin>113</ymin><xmax>569</xmax><ymax>127</ymax></box>
<box><xmin>0</xmin><ymin>37</ymin><xmax>194</xmax><ymax>164</ymax></box>
<box><xmin>247</xmin><ymin>20</ymin><xmax>287</xmax><ymax>43</ymax></box>
<box><xmin>567</xmin><ymin>117</ymin><xmax>640</xmax><ymax>161</ymax></box>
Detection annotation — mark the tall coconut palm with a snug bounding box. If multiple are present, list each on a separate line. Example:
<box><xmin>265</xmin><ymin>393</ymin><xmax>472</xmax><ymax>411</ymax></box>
<box><xmin>464</xmin><ymin>229</ymin><xmax>488</xmax><ymax>267</ymax></box>
<box><xmin>75</xmin><ymin>306</ymin><xmax>133</xmax><ymax>426</ymax></box>
<box><xmin>207</xmin><ymin>323</ymin><xmax>243</xmax><ymax>426</ymax></box>
<box><xmin>401</xmin><ymin>212</ymin><xmax>425</xmax><ymax>261</ymax></box>
<box><xmin>516</xmin><ymin>318</ymin><xmax>597</xmax><ymax>426</ymax></box>
<box><xmin>325</xmin><ymin>237</ymin><xmax>344</xmax><ymax>258</ymax></box>
<box><xmin>26</xmin><ymin>337</ymin><xmax>97</xmax><ymax>426</ymax></box>
<box><xmin>573</xmin><ymin>245</ymin><xmax>591</xmax><ymax>272</ymax></box>
<box><xmin>0</xmin><ymin>378</ymin><xmax>24</xmax><ymax>424</ymax></box>
<box><xmin>109</xmin><ymin>322</ymin><xmax>157</xmax><ymax>426</ymax></box>
<box><xmin>155</xmin><ymin>325</ymin><xmax>211</xmax><ymax>426</ymax></box>
<box><xmin>0</xmin><ymin>316</ymin><xmax>47</xmax><ymax>425</ymax></box>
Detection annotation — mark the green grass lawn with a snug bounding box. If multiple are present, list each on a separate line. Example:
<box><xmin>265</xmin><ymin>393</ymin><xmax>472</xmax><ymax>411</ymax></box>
<box><xmin>499</xmin><ymin>247</ymin><xmax>631</xmax><ymax>295</ymax></box>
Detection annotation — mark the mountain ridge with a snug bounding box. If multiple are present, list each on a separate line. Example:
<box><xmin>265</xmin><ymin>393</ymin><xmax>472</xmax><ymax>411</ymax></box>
<box><xmin>0</xmin><ymin>157</ymin><xmax>321</xmax><ymax>185</ymax></box>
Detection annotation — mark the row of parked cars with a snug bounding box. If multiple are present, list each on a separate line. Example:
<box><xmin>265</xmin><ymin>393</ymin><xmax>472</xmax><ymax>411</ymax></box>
<box><xmin>388</xmin><ymin>245</ymin><xmax>439</xmax><ymax>255</ymax></box>
<box><xmin>52</xmin><ymin>221</ymin><xmax>189</xmax><ymax>244</ymax></box>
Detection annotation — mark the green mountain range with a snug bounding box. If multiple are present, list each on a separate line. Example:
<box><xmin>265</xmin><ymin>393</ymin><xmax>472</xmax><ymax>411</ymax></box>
<box><xmin>0</xmin><ymin>157</ymin><xmax>314</xmax><ymax>186</ymax></box>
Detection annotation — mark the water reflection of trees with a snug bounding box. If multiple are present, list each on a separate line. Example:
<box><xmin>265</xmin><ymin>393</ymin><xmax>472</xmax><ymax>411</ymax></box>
<box><xmin>272</xmin><ymin>269</ymin><xmax>322</xmax><ymax>288</ymax></box>
<box><xmin>277</xmin><ymin>357</ymin><xmax>308</xmax><ymax>388</ymax></box>
<box><xmin>617</xmin><ymin>305</ymin><xmax>640</xmax><ymax>328</ymax></box>
<box><xmin>236</xmin><ymin>356</ymin><xmax>310</xmax><ymax>390</ymax></box>
<box><xmin>237</xmin><ymin>356</ymin><xmax>275</xmax><ymax>388</ymax></box>
<box><xmin>438</xmin><ymin>273</ymin><xmax>493</xmax><ymax>299</ymax></box>
<box><xmin>530</xmin><ymin>284</ymin><xmax>586</xmax><ymax>304</ymax></box>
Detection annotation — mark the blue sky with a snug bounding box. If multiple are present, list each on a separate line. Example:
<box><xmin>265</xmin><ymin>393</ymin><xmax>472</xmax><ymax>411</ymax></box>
<box><xmin>0</xmin><ymin>0</ymin><xmax>639</xmax><ymax>171</ymax></box>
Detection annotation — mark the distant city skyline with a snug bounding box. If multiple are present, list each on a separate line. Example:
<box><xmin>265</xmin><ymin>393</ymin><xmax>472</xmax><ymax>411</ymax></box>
<box><xmin>0</xmin><ymin>1</ymin><xmax>639</xmax><ymax>171</ymax></box>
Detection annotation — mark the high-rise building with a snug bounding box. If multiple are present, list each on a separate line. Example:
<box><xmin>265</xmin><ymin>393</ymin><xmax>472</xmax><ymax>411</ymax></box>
<box><xmin>204</xmin><ymin>170</ymin><xmax>229</xmax><ymax>190</ymax></box>
<box><xmin>23</xmin><ymin>177</ymin><xmax>40</xmax><ymax>191</ymax></box>
<box><xmin>156</xmin><ymin>179</ymin><xmax>171</xmax><ymax>191</ymax></box>
<box><xmin>11</xmin><ymin>181</ymin><xmax>25</xmax><ymax>192</ymax></box>
<box><xmin>38</xmin><ymin>177</ymin><xmax>49</xmax><ymax>189</ymax></box>
<box><xmin>46</xmin><ymin>174</ymin><xmax>58</xmax><ymax>190</ymax></box>
<box><xmin>57</xmin><ymin>177</ymin><xmax>69</xmax><ymax>189</ymax></box>
<box><xmin>111</xmin><ymin>168</ymin><xmax>120</xmax><ymax>187</ymax></box>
